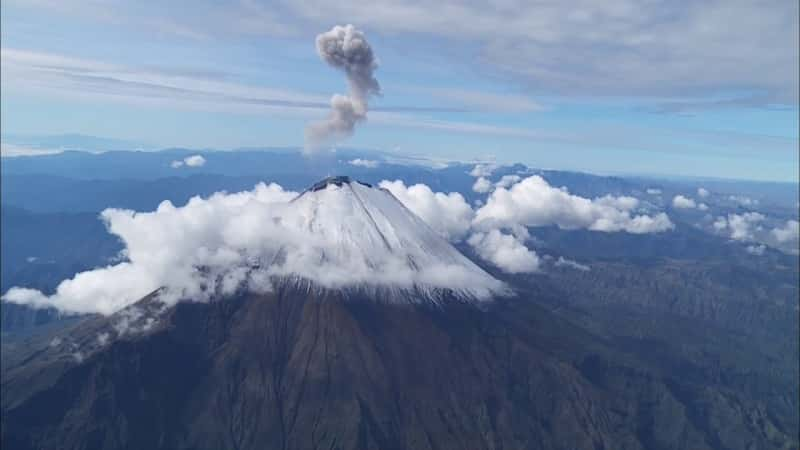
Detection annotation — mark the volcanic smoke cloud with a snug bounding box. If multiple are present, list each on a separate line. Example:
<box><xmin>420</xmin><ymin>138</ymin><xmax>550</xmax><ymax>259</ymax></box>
<box><xmin>305</xmin><ymin>24</ymin><xmax>380</xmax><ymax>152</ymax></box>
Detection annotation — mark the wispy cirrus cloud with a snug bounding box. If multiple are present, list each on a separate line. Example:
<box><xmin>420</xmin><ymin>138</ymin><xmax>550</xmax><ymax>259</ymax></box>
<box><xmin>1</xmin><ymin>47</ymin><xmax>530</xmax><ymax>125</ymax></box>
<box><xmin>9</xmin><ymin>0</ymin><xmax>797</xmax><ymax>107</ymax></box>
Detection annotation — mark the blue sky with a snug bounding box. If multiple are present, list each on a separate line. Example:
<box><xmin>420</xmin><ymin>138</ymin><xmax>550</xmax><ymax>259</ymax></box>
<box><xmin>1</xmin><ymin>0</ymin><xmax>798</xmax><ymax>182</ymax></box>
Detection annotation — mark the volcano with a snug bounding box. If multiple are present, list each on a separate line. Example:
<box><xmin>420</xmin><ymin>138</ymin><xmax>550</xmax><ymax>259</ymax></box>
<box><xmin>1</xmin><ymin>177</ymin><xmax>795</xmax><ymax>450</ymax></box>
<box><xmin>274</xmin><ymin>175</ymin><xmax>503</xmax><ymax>302</ymax></box>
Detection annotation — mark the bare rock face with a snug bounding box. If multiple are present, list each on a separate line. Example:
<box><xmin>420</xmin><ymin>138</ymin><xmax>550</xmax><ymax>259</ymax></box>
<box><xmin>2</xmin><ymin>282</ymin><xmax>796</xmax><ymax>450</ymax></box>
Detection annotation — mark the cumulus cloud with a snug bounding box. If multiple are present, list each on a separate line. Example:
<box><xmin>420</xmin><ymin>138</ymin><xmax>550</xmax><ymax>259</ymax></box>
<box><xmin>379</xmin><ymin>180</ymin><xmax>473</xmax><ymax>241</ymax></box>
<box><xmin>171</xmin><ymin>154</ymin><xmax>206</xmax><ymax>168</ymax></box>
<box><xmin>468</xmin><ymin>230</ymin><xmax>540</xmax><ymax>274</ymax></box>
<box><xmin>697</xmin><ymin>187</ymin><xmax>709</xmax><ymax>198</ymax></box>
<box><xmin>713</xmin><ymin>212</ymin><xmax>765</xmax><ymax>241</ymax></box>
<box><xmin>348</xmin><ymin>158</ymin><xmax>379</xmax><ymax>168</ymax></box>
<box><xmin>472</xmin><ymin>177</ymin><xmax>492</xmax><ymax>193</ymax></box>
<box><xmin>469</xmin><ymin>163</ymin><xmax>498</xmax><ymax>177</ymax></box>
<box><xmin>305</xmin><ymin>24</ymin><xmax>380</xmax><ymax>151</ymax></box>
<box><xmin>646</xmin><ymin>188</ymin><xmax>662</xmax><ymax>195</ymax></box>
<box><xmin>772</xmin><ymin>219</ymin><xmax>799</xmax><ymax>244</ymax></box>
<box><xmin>474</xmin><ymin>175</ymin><xmax>673</xmax><ymax>234</ymax></box>
<box><xmin>672</xmin><ymin>195</ymin><xmax>697</xmax><ymax>209</ymax></box>
<box><xmin>495</xmin><ymin>175</ymin><xmax>521</xmax><ymax>189</ymax></box>
<box><xmin>184</xmin><ymin>155</ymin><xmax>206</xmax><ymax>167</ymax></box>
<box><xmin>3</xmin><ymin>183</ymin><xmax>297</xmax><ymax>314</ymax></box>
<box><xmin>728</xmin><ymin>195</ymin><xmax>758</xmax><ymax>207</ymax></box>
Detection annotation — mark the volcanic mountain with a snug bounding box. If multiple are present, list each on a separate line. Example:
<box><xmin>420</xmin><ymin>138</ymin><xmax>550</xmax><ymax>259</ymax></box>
<box><xmin>1</xmin><ymin>177</ymin><xmax>796</xmax><ymax>450</ymax></box>
<box><xmin>272</xmin><ymin>176</ymin><xmax>503</xmax><ymax>302</ymax></box>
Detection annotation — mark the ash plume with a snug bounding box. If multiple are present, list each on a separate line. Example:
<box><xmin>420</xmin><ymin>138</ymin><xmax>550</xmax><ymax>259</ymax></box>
<box><xmin>305</xmin><ymin>24</ymin><xmax>380</xmax><ymax>152</ymax></box>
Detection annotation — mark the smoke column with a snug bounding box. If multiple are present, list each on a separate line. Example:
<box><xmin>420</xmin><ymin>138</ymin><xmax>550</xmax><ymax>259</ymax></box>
<box><xmin>305</xmin><ymin>24</ymin><xmax>380</xmax><ymax>152</ymax></box>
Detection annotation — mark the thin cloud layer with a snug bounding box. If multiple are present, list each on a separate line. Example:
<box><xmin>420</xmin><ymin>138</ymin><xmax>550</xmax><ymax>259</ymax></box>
<box><xmin>11</xmin><ymin>1</ymin><xmax>797</xmax><ymax>105</ymax></box>
<box><xmin>348</xmin><ymin>158</ymin><xmax>379</xmax><ymax>168</ymax></box>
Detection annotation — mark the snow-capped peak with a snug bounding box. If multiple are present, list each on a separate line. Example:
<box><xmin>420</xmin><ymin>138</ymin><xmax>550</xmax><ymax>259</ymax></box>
<box><xmin>280</xmin><ymin>176</ymin><xmax>504</xmax><ymax>303</ymax></box>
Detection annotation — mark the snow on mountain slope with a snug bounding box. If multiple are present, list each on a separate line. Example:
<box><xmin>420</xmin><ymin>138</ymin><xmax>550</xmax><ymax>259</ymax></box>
<box><xmin>277</xmin><ymin>176</ymin><xmax>504</xmax><ymax>302</ymax></box>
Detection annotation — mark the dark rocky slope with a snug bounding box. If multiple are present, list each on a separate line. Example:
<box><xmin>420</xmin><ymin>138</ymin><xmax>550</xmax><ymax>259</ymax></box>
<box><xmin>2</xmin><ymin>283</ymin><xmax>796</xmax><ymax>450</ymax></box>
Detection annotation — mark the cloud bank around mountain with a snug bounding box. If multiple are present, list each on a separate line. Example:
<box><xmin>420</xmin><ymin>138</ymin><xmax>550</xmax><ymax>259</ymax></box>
<box><xmin>3</xmin><ymin>175</ymin><xmax>676</xmax><ymax>314</ymax></box>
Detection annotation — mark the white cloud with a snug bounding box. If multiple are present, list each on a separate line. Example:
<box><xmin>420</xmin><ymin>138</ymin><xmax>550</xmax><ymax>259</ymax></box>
<box><xmin>697</xmin><ymin>187</ymin><xmax>709</xmax><ymax>198</ymax></box>
<box><xmin>672</xmin><ymin>195</ymin><xmax>697</xmax><ymax>209</ymax></box>
<box><xmin>697</xmin><ymin>203</ymin><xmax>709</xmax><ymax>211</ymax></box>
<box><xmin>554</xmin><ymin>256</ymin><xmax>590</xmax><ymax>271</ymax></box>
<box><xmin>646</xmin><ymin>188</ymin><xmax>662</xmax><ymax>195</ymax></box>
<box><xmin>713</xmin><ymin>212</ymin><xmax>765</xmax><ymax>241</ymax></box>
<box><xmin>746</xmin><ymin>244</ymin><xmax>766</xmax><ymax>255</ymax></box>
<box><xmin>348</xmin><ymin>158</ymin><xmax>379</xmax><ymax>168</ymax></box>
<box><xmin>474</xmin><ymin>175</ymin><xmax>673</xmax><ymax>234</ymax></box>
<box><xmin>728</xmin><ymin>195</ymin><xmax>758</xmax><ymax>207</ymax></box>
<box><xmin>495</xmin><ymin>175</ymin><xmax>521</xmax><ymax>189</ymax></box>
<box><xmin>1</xmin><ymin>142</ymin><xmax>64</xmax><ymax>157</ymax></box>
<box><xmin>772</xmin><ymin>220</ymin><xmax>799</xmax><ymax>244</ymax></box>
<box><xmin>184</xmin><ymin>154</ymin><xmax>206</xmax><ymax>167</ymax></box>
<box><xmin>469</xmin><ymin>163</ymin><xmax>498</xmax><ymax>177</ymax></box>
<box><xmin>713</xmin><ymin>216</ymin><xmax>728</xmax><ymax>231</ymax></box>
<box><xmin>379</xmin><ymin>180</ymin><xmax>473</xmax><ymax>241</ymax></box>
<box><xmin>727</xmin><ymin>212</ymin><xmax>765</xmax><ymax>241</ymax></box>
<box><xmin>468</xmin><ymin>230</ymin><xmax>540</xmax><ymax>274</ymax></box>
<box><xmin>171</xmin><ymin>154</ymin><xmax>206</xmax><ymax>168</ymax></box>
<box><xmin>472</xmin><ymin>177</ymin><xmax>493</xmax><ymax>193</ymax></box>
